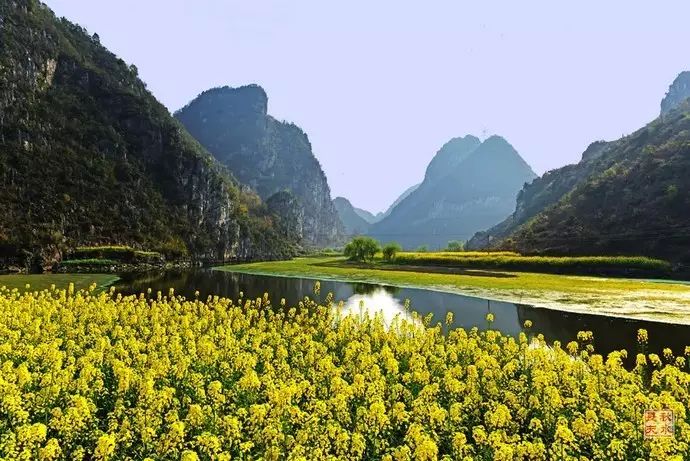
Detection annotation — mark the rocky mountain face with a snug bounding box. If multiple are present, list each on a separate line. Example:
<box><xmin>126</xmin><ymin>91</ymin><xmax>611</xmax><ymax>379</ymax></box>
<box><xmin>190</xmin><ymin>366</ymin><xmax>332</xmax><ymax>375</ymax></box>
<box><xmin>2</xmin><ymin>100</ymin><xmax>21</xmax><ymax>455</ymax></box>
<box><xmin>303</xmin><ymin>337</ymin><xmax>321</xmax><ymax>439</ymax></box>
<box><xmin>469</xmin><ymin>72</ymin><xmax>690</xmax><ymax>261</ymax></box>
<box><xmin>661</xmin><ymin>71</ymin><xmax>690</xmax><ymax>116</ymax></box>
<box><xmin>423</xmin><ymin>136</ymin><xmax>482</xmax><ymax>182</ymax></box>
<box><xmin>333</xmin><ymin>197</ymin><xmax>371</xmax><ymax>236</ymax></box>
<box><xmin>368</xmin><ymin>135</ymin><xmax>536</xmax><ymax>249</ymax></box>
<box><xmin>0</xmin><ymin>0</ymin><xmax>296</xmax><ymax>270</ymax></box>
<box><xmin>266</xmin><ymin>191</ymin><xmax>304</xmax><ymax>243</ymax></box>
<box><xmin>175</xmin><ymin>86</ymin><xmax>343</xmax><ymax>247</ymax></box>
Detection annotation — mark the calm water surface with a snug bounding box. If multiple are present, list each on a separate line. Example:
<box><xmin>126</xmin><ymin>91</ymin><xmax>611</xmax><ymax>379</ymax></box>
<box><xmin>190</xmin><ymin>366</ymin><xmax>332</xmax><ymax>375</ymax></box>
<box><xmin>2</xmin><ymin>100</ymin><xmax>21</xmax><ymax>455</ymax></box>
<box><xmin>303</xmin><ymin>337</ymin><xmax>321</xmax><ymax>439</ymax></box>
<box><xmin>114</xmin><ymin>269</ymin><xmax>690</xmax><ymax>361</ymax></box>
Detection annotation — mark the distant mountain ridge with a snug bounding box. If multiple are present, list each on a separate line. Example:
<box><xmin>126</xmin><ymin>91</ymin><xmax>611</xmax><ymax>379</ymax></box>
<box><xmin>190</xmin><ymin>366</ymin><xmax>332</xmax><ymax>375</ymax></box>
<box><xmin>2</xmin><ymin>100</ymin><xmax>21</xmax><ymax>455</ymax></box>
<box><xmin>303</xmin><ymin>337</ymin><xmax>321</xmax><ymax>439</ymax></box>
<box><xmin>423</xmin><ymin>136</ymin><xmax>482</xmax><ymax>182</ymax></box>
<box><xmin>340</xmin><ymin>184</ymin><xmax>421</xmax><ymax>227</ymax></box>
<box><xmin>368</xmin><ymin>135</ymin><xmax>536</xmax><ymax>249</ymax></box>
<box><xmin>175</xmin><ymin>86</ymin><xmax>343</xmax><ymax>247</ymax></box>
<box><xmin>468</xmin><ymin>71</ymin><xmax>690</xmax><ymax>262</ymax></box>
<box><xmin>352</xmin><ymin>207</ymin><xmax>378</xmax><ymax>224</ymax></box>
<box><xmin>333</xmin><ymin>197</ymin><xmax>371</xmax><ymax>236</ymax></box>
<box><xmin>377</xmin><ymin>184</ymin><xmax>420</xmax><ymax>222</ymax></box>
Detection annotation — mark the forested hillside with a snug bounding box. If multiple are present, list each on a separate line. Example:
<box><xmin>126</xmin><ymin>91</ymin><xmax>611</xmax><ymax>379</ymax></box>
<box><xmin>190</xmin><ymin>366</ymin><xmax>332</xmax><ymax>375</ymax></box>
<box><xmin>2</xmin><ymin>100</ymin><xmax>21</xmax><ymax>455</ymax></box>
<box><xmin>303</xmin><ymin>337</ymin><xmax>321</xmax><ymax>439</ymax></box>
<box><xmin>469</xmin><ymin>73</ymin><xmax>690</xmax><ymax>262</ymax></box>
<box><xmin>0</xmin><ymin>0</ymin><xmax>296</xmax><ymax>269</ymax></box>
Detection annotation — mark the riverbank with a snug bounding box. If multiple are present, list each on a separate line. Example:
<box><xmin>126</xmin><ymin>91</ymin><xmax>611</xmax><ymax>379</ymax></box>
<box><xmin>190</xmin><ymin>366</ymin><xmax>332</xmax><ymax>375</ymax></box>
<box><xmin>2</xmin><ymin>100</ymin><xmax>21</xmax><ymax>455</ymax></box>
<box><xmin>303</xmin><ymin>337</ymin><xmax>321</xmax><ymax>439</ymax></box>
<box><xmin>217</xmin><ymin>257</ymin><xmax>690</xmax><ymax>324</ymax></box>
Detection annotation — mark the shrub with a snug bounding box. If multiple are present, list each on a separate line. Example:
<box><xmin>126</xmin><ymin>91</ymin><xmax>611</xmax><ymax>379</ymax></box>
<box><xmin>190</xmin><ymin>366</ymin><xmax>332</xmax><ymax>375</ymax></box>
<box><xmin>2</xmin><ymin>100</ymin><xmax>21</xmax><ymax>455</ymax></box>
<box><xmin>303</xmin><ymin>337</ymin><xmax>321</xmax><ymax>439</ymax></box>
<box><xmin>156</xmin><ymin>237</ymin><xmax>189</xmax><ymax>260</ymax></box>
<box><xmin>71</xmin><ymin>246</ymin><xmax>164</xmax><ymax>264</ymax></box>
<box><xmin>382</xmin><ymin>242</ymin><xmax>402</xmax><ymax>261</ymax></box>
<box><xmin>60</xmin><ymin>258</ymin><xmax>119</xmax><ymax>266</ymax></box>
<box><xmin>344</xmin><ymin>237</ymin><xmax>380</xmax><ymax>262</ymax></box>
<box><xmin>445</xmin><ymin>240</ymin><xmax>465</xmax><ymax>252</ymax></box>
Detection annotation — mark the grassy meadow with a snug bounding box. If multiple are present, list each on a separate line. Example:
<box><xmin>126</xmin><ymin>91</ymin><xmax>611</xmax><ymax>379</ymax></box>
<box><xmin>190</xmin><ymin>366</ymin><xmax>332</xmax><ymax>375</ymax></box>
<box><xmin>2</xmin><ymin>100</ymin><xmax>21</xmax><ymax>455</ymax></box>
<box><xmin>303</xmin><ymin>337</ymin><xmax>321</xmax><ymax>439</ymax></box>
<box><xmin>219</xmin><ymin>257</ymin><xmax>690</xmax><ymax>323</ymax></box>
<box><xmin>0</xmin><ymin>273</ymin><xmax>119</xmax><ymax>292</ymax></box>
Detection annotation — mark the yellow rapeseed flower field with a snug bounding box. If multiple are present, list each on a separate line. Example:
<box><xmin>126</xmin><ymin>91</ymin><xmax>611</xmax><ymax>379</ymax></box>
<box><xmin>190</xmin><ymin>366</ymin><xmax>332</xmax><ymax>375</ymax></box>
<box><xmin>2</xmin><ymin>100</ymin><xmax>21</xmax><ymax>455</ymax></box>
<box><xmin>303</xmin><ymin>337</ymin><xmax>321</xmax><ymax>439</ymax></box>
<box><xmin>0</xmin><ymin>284</ymin><xmax>689</xmax><ymax>460</ymax></box>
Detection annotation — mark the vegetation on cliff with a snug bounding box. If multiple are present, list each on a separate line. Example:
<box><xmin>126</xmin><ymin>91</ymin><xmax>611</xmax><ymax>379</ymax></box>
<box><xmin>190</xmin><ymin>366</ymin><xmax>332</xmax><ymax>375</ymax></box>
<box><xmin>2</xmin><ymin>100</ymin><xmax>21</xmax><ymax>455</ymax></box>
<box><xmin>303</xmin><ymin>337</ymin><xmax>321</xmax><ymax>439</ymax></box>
<box><xmin>0</xmin><ymin>0</ymin><xmax>295</xmax><ymax>270</ymax></box>
<box><xmin>470</xmin><ymin>75</ymin><xmax>690</xmax><ymax>263</ymax></box>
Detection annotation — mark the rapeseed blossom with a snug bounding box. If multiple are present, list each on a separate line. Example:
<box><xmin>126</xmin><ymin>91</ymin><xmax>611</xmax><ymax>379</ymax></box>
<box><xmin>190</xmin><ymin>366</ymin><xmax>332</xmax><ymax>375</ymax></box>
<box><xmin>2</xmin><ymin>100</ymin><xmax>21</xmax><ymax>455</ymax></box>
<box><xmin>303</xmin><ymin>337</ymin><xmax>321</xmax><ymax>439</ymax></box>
<box><xmin>0</xmin><ymin>285</ymin><xmax>688</xmax><ymax>459</ymax></box>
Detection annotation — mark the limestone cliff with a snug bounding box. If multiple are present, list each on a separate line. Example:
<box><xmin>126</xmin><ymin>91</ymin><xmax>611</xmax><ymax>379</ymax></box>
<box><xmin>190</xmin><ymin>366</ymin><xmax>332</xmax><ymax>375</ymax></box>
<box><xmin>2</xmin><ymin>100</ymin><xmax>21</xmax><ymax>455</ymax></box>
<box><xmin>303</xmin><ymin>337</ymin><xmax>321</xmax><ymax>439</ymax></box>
<box><xmin>176</xmin><ymin>86</ymin><xmax>344</xmax><ymax>247</ymax></box>
<box><xmin>0</xmin><ymin>0</ymin><xmax>295</xmax><ymax>269</ymax></box>
<box><xmin>661</xmin><ymin>71</ymin><xmax>690</xmax><ymax>116</ymax></box>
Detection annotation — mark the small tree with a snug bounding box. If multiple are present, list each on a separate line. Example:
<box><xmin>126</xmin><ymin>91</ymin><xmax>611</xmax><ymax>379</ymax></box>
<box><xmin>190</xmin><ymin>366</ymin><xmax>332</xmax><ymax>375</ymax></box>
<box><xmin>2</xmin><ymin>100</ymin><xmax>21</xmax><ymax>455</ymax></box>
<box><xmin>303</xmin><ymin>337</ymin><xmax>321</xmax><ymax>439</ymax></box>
<box><xmin>416</xmin><ymin>245</ymin><xmax>428</xmax><ymax>253</ymax></box>
<box><xmin>445</xmin><ymin>240</ymin><xmax>465</xmax><ymax>252</ymax></box>
<box><xmin>344</xmin><ymin>237</ymin><xmax>380</xmax><ymax>262</ymax></box>
<box><xmin>382</xmin><ymin>242</ymin><xmax>402</xmax><ymax>261</ymax></box>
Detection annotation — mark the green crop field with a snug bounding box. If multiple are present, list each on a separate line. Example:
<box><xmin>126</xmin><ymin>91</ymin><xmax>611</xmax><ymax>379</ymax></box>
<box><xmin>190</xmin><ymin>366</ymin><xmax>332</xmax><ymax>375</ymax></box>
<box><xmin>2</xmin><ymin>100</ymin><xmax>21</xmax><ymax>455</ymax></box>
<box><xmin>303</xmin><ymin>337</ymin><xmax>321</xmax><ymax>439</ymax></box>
<box><xmin>390</xmin><ymin>252</ymin><xmax>671</xmax><ymax>274</ymax></box>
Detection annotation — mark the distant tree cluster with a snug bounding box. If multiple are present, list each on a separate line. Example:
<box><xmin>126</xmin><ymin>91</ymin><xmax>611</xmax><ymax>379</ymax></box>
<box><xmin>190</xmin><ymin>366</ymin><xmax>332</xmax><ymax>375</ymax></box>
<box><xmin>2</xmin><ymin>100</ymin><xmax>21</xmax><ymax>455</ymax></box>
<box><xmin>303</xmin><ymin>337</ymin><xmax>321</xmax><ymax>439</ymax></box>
<box><xmin>344</xmin><ymin>237</ymin><xmax>379</xmax><ymax>262</ymax></box>
<box><xmin>343</xmin><ymin>237</ymin><xmax>405</xmax><ymax>263</ymax></box>
<box><xmin>342</xmin><ymin>237</ymin><xmax>473</xmax><ymax>262</ymax></box>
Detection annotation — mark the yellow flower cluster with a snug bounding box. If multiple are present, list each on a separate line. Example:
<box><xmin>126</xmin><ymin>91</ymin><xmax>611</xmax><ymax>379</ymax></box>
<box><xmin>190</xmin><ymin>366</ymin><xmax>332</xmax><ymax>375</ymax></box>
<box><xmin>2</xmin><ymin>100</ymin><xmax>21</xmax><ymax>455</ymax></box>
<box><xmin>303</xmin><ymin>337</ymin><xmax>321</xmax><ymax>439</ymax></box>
<box><xmin>0</xmin><ymin>284</ymin><xmax>689</xmax><ymax>460</ymax></box>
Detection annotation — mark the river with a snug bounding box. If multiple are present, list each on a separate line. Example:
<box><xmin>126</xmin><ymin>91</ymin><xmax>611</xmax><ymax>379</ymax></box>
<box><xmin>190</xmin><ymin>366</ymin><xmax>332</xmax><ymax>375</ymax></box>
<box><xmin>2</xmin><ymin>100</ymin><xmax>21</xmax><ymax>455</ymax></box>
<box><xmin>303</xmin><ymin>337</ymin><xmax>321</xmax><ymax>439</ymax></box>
<box><xmin>113</xmin><ymin>269</ymin><xmax>690</xmax><ymax>361</ymax></box>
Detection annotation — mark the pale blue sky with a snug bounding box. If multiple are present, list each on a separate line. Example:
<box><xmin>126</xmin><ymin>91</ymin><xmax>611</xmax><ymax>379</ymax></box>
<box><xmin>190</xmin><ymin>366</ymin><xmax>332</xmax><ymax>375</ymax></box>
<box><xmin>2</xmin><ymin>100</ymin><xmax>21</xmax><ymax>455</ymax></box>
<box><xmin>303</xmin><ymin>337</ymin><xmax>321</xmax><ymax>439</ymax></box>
<box><xmin>46</xmin><ymin>1</ymin><xmax>690</xmax><ymax>213</ymax></box>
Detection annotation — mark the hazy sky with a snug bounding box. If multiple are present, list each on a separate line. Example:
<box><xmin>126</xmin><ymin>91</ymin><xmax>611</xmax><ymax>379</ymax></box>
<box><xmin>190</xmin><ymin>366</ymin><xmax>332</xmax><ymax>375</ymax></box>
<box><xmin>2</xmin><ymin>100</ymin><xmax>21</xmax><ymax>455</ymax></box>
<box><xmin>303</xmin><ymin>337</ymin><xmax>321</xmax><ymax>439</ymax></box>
<box><xmin>46</xmin><ymin>1</ymin><xmax>690</xmax><ymax>213</ymax></box>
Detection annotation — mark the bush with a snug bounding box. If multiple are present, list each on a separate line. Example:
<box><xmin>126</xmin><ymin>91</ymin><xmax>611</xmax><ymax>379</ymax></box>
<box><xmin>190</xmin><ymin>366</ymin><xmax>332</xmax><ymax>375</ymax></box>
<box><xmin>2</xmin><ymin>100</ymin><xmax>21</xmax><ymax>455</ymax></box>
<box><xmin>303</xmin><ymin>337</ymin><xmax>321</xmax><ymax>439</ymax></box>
<box><xmin>344</xmin><ymin>237</ymin><xmax>380</xmax><ymax>262</ymax></box>
<box><xmin>382</xmin><ymin>242</ymin><xmax>402</xmax><ymax>261</ymax></box>
<box><xmin>71</xmin><ymin>246</ymin><xmax>164</xmax><ymax>264</ymax></box>
<box><xmin>445</xmin><ymin>240</ymin><xmax>465</xmax><ymax>252</ymax></box>
<box><xmin>60</xmin><ymin>258</ymin><xmax>119</xmax><ymax>267</ymax></box>
<box><xmin>156</xmin><ymin>238</ymin><xmax>189</xmax><ymax>260</ymax></box>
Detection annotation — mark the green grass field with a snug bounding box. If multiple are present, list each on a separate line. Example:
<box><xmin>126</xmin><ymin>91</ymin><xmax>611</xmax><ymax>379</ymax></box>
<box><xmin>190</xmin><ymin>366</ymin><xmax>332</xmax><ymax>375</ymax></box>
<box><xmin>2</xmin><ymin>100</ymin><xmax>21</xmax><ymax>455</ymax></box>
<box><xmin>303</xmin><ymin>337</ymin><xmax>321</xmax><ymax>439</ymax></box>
<box><xmin>0</xmin><ymin>273</ymin><xmax>119</xmax><ymax>292</ymax></box>
<box><xmin>217</xmin><ymin>257</ymin><xmax>690</xmax><ymax>323</ymax></box>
